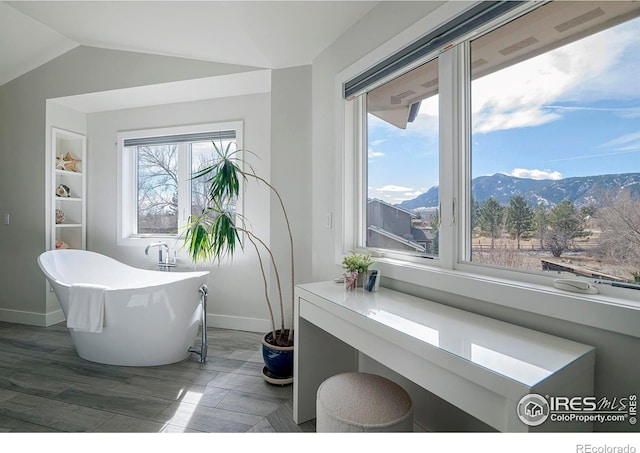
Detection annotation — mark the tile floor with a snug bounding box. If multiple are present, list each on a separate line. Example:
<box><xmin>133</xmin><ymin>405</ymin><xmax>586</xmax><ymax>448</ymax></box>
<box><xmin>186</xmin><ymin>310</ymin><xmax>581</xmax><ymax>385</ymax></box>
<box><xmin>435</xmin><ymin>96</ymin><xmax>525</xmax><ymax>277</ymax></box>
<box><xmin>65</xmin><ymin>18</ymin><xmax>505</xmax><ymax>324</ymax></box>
<box><xmin>0</xmin><ymin>321</ymin><xmax>315</xmax><ymax>433</ymax></box>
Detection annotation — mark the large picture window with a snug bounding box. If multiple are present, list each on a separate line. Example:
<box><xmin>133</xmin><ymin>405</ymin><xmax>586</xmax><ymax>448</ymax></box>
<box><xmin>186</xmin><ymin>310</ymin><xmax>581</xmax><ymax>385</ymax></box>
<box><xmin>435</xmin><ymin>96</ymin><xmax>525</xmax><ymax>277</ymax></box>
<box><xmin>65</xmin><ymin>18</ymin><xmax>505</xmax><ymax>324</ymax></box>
<box><xmin>117</xmin><ymin>122</ymin><xmax>242</xmax><ymax>244</ymax></box>
<box><xmin>468</xmin><ymin>1</ymin><xmax>640</xmax><ymax>285</ymax></box>
<box><xmin>366</xmin><ymin>58</ymin><xmax>440</xmax><ymax>257</ymax></box>
<box><xmin>349</xmin><ymin>1</ymin><xmax>640</xmax><ymax>292</ymax></box>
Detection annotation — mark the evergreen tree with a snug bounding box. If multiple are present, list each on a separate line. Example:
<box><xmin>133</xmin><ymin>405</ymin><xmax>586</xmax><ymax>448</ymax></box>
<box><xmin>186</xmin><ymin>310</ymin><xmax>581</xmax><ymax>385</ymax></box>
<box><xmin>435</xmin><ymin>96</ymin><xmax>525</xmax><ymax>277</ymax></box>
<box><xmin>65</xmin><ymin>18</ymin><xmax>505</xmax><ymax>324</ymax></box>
<box><xmin>506</xmin><ymin>195</ymin><xmax>533</xmax><ymax>249</ymax></box>
<box><xmin>533</xmin><ymin>203</ymin><xmax>548</xmax><ymax>250</ymax></box>
<box><xmin>478</xmin><ymin>197</ymin><xmax>504</xmax><ymax>249</ymax></box>
<box><xmin>471</xmin><ymin>196</ymin><xmax>480</xmax><ymax>230</ymax></box>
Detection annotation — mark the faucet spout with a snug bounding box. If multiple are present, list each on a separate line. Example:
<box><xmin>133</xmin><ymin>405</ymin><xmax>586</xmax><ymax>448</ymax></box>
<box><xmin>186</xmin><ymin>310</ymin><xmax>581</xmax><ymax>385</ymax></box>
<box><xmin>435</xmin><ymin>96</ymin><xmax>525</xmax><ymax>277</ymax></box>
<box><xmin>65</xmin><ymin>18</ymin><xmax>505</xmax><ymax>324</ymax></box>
<box><xmin>145</xmin><ymin>241</ymin><xmax>169</xmax><ymax>255</ymax></box>
<box><xmin>144</xmin><ymin>242</ymin><xmax>172</xmax><ymax>270</ymax></box>
<box><xmin>145</xmin><ymin>241</ymin><xmax>166</xmax><ymax>255</ymax></box>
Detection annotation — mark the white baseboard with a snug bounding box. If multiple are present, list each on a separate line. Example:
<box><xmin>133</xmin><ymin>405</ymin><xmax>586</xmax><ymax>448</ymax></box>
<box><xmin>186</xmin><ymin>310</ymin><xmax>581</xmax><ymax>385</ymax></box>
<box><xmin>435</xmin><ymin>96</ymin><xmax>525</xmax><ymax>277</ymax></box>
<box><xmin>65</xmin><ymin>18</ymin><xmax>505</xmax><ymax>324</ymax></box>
<box><xmin>1</xmin><ymin>308</ymin><xmax>269</xmax><ymax>333</ymax></box>
<box><xmin>206</xmin><ymin>313</ymin><xmax>270</xmax><ymax>333</ymax></box>
<box><xmin>0</xmin><ymin>308</ymin><xmax>58</xmax><ymax>327</ymax></box>
<box><xmin>45</xmin><ymin>309</ymin><xmax>66</xmax><ymax>327</ymax></box>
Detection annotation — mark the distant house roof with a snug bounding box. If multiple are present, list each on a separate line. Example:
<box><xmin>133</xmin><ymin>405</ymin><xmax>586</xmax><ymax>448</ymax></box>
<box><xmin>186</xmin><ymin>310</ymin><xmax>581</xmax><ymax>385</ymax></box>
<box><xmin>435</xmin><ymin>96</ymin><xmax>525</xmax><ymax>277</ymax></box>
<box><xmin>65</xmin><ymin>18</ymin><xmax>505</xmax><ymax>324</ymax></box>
<box><xmin>368</xmin><ymin>225</ymin><xmax>426</xmax><ymax>252</ymax></box>
<box><xmin>411</xmin><ymin>226</ymin><xmax>432</xmax><ymax>242</ymax></box>
<box><xmin>368</xmin><ymin>198</ymin><xmax>417</xmax><ymax>218</ymax></box>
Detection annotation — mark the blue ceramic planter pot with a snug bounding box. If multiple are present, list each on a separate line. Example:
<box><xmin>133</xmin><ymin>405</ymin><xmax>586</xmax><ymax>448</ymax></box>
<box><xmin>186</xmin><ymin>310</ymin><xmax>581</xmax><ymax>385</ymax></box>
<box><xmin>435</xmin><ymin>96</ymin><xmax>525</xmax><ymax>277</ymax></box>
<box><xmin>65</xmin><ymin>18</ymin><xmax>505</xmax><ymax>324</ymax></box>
<box><xmin>261</xmin><ymin>331</ymin><xmax>294</xmax><ymax>381</ymax></box>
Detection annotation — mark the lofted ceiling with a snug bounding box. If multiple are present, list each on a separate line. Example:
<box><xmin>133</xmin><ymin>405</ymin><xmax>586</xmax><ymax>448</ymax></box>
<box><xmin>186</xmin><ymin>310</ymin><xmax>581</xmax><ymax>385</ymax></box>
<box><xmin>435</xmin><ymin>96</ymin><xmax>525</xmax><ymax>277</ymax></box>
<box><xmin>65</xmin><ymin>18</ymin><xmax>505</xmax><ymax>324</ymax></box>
<box><xmin>0</xmin><ymin>1</ymin><xmax>380</xmax><ymax>87</ymax></box>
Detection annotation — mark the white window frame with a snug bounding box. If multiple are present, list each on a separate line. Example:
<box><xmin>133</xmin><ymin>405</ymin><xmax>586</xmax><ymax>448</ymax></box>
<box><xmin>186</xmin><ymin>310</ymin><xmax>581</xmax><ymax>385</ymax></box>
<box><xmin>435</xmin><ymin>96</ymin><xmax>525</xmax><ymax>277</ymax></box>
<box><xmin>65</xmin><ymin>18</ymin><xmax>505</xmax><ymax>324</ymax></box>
<box><xmin>117</xmin><ymin>121</ymin><xmax>244</xmax><ymax>246</ymax></box>
<box><xmin>337</xmin><ymin>2</ymin><xmax>640</xmax><ymax>338</ymax></box>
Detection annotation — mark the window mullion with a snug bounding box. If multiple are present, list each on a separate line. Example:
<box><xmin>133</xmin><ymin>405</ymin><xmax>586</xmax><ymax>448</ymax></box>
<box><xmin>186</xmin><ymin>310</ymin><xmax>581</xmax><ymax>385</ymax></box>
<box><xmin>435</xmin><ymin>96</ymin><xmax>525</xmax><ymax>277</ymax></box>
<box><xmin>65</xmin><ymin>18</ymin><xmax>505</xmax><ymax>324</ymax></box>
<box><xmin>458</xmin><ymin>41</ymin><xmax>471</xmax><ymax>266</ymax></box>
<box><xmin>131</xmin><ymin>147</ymin><xmax>140</xmax><ymax>236</ymax></box>
<box><xmin>438</xmin><ymin>44</ymin><xmax>468</xmax><ymax>270</ymax></box>
<box><xmin>356</xmin><ymin>95</ymin><xmax>368</xmax><ymax>249</ymax></box>
<box><xmin>341</xmin><ymin>95</ymin><xmax>363</xmax><ymax>252</ymax></box>
<box><xmin>178</xmin><ymin>143</ymin><xmax>191</xmax><ymax>232</ymax></box>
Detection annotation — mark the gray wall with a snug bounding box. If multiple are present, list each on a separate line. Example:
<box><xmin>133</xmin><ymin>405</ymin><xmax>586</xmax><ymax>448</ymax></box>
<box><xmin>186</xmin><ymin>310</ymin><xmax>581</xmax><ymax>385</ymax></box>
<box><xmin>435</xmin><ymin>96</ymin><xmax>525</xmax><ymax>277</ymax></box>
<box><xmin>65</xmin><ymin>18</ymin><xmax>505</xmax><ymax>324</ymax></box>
<box><xmin>270</xmin><ymin>66</ymin><xmax>313</xmax><ymax>333</ymax></box>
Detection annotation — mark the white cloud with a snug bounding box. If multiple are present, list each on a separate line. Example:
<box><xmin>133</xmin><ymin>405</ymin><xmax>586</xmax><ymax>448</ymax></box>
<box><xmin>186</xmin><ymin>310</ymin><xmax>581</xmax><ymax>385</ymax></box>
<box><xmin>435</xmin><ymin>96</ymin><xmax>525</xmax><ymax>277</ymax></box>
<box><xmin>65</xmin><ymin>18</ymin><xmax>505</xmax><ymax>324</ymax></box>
<box><xmin>510</xmin><ymin>168</ymin><xmax>562</xmax><ymax>180</ymax></box>
<box><xmin>371</xmin><ymin>185</ymin><xmax>425</xmax><ymax>203</ymax></box>
<box><xmin>371</xmin><ymin>139</ymin><xmax>387</xmax><ymax>146</ymax></box>
<box><xmin>472</xmin><ymin>22</ymin><xmax>635</xmax><ymax>134</ymax></box>
<box><xmin>376</xmin><ymin>185</ymin><xmax>413</xmax><ymax>192</ymax></box>
<box><xmin>543</xmin><ymin>130</ymin><xmax>640</xmax><ymax>161</ymax></box>
<box><xmin>600</xmin><ymin>131</ymin><xmax>640</xmax><ymax>149</ymax></box>
<box><xmin>368</xmin><ymin>148</ymin><xmax>384</xmax><ymax>158</ymax></box>
<box><xmin>549</xmin><ymin>149</ymin><xmax>640</xmax><ymax>162</ymax></box>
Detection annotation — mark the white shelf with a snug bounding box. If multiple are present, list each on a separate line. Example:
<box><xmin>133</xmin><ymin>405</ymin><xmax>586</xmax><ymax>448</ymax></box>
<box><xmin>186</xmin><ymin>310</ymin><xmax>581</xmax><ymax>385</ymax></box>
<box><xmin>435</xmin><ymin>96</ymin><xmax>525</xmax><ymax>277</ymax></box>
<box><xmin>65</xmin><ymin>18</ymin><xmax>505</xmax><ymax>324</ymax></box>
<box><xmin>50</xmin><ymin>127</ymin><xmax>86</xmax><ymax>251</ymax></box>
<box><xmin>55</xmin><ymin>169</ymin><xmax>82</xmax><ymax>177</ymax></box>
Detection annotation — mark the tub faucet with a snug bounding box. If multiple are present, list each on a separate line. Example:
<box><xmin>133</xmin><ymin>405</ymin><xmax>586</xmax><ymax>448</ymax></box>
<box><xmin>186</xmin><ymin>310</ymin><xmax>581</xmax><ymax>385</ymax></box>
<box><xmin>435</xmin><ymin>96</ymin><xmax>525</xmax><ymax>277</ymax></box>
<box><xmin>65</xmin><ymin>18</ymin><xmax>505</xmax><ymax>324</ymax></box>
<box><xmin>145</xmin><ymin>242</ymin><xmax>174</xmax><ymax>270</ymax></box>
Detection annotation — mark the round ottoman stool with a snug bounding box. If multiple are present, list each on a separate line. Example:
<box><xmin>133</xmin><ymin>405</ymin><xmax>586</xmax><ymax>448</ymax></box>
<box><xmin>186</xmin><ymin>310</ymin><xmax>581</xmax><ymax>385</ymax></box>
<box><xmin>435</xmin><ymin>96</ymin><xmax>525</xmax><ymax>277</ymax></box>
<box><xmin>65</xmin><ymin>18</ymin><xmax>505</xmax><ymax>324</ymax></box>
<box><xmin>316</xmin><ymin>372</ymin><xmax>413</xmax><ymax>432</ymax></box>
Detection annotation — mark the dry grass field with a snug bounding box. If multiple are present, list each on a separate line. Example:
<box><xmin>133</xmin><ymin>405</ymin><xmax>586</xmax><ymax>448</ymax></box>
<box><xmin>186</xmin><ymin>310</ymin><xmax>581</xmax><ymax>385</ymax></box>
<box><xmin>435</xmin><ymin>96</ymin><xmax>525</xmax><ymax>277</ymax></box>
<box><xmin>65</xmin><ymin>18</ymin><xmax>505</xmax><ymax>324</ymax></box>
<box><xmin>469</xmin><ymin>222</ymin><xmax>637</xmax><ymax>282</ymax></box>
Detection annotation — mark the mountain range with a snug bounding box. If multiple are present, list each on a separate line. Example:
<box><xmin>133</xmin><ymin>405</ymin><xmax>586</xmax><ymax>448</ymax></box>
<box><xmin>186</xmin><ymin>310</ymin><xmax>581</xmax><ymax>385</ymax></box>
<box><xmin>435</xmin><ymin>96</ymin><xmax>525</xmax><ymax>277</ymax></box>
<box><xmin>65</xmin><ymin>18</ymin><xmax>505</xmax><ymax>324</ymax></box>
<box><xmin>397</xmin><ymin>173</ymin><xmax>640</xmax><ymax>211</ymax></box>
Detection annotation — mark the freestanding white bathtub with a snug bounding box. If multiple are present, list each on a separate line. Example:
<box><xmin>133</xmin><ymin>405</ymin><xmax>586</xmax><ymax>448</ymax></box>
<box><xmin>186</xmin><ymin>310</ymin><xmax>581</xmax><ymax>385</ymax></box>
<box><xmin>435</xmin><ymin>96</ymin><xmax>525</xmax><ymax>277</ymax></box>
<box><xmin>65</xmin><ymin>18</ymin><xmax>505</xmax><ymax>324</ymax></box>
<box><xmin>38</xmin><ymin>249</ymin><xmax>209</xmax><ymax>366</ymax></box>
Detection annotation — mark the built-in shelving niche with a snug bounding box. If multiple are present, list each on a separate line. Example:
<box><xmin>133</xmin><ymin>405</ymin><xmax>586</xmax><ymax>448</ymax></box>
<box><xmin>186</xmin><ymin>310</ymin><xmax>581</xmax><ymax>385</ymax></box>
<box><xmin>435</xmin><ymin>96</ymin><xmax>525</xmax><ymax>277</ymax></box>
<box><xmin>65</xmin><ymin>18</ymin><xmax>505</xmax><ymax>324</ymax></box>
<box><xmin>50</xmin><ymin>127</ymin><xmax>86</xmax><ymax>250</ymax></box>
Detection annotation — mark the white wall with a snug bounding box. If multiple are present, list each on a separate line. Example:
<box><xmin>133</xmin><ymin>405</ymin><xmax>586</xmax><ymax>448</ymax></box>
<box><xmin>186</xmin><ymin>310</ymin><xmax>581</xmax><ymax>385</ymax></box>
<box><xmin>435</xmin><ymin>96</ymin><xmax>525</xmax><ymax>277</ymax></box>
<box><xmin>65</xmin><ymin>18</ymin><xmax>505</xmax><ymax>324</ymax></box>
<box><xmin>270</xmin><ymin>66</ymin><xmax>313</xmax><ymax>334</ymax></box>
<box><xmin>85</xmin><ymin>65</ymin><xmax>314</xmax><ymax>334</ymax></box>
<box><xmin>310</xmin><ymin>1</ymin><xmax>640</xmax><ymax>432</ymax></box>
<box><xmin>86</xmin><ymin>93</ymin><xmax>274</xmax><ymax>332</ymax></box>
<box><xmin>0</xmin><ymin>45</ymin><xmax>261</xmax><ymax>325</ymax></box>
<box><xmin>311</xmin><ymin>1</ymin><xmax>446</xmax><ymax>281</ymax></box>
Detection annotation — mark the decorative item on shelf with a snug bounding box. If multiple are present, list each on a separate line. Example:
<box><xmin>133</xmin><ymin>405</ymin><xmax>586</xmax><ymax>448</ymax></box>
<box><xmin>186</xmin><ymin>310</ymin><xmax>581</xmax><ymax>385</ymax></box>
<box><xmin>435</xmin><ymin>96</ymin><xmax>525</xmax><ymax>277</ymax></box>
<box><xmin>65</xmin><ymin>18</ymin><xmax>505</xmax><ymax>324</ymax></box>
<box><xmin>55</xmin><ymin>209</ymin><xmax>65</xmax><ymax>224</ymax></box>
<box><xmin>56</xmin><ymin>152</ymin><xmax>82</xmax><ymax>172</ymax></box>
<box><xmin>342</xmin><ymin>249</ymin><xmax>375</xmax><ymax>288</ymax></box>
<box><xmin>55</xmin><ymin>155</ymin><xmax>66</xmax><ymax>171</ymax></box>
<box><xmin>365</xmin><ymin>269</ymin><xmax>380</xmax><ymax>292</ymax></box>
<box><xmin>56</xmin><ymin>184</ymin><xmax>70</xmax><ymax>197</ymax></box>
<box><xmin>344</xmin><ymin>270</ymin><xmax>359</xmax><ymax>290</ymax></box>
<box><xmin>55</xmin><ymin>240</ymin><xmax>69</xmax><ymax>249</ymax></box>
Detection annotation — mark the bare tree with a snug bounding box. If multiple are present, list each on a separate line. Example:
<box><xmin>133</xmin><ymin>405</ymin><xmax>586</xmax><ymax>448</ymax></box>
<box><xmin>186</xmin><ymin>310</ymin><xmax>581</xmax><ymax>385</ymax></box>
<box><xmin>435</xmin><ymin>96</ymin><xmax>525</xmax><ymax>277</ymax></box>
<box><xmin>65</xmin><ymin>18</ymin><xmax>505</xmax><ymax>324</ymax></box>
<box><xmin>595</xmin><ymin>190</ymin><xmax>640</xmax><ymax>280</ymax></box>
<box><xmin>191</xmin><ymin>145</ymin><xmax>237</xmax><ymax>219</ymax></box>
<box><xmin>545</xmin><ymin>200</ymin><xmax>584</xmax><ymax>258</ymax></box>
<box><xmin>137</xmin><ymin>145</ymin><xmax>178</xmax><ymax>233</ymax></box>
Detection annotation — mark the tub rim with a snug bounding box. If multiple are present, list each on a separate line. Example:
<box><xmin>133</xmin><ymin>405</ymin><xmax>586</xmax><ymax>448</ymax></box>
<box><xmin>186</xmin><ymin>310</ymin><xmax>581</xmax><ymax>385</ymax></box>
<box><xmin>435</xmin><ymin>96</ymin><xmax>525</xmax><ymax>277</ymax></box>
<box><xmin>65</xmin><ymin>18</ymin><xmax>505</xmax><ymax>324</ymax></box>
<box><xmin>38</xmin><ymin>249</ymin><xmax>209</xmax><ymax>291</ymax></box>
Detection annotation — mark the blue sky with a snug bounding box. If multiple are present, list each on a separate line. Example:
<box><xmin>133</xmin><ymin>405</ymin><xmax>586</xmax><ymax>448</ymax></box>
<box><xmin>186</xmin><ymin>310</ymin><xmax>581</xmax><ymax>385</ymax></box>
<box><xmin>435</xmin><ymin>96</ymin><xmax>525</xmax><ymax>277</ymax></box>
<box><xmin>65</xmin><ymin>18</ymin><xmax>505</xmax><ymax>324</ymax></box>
<box><xmin>368</xmin><ymin>14</ymin><xmax>640</xmax><ymax>205</ymax></box>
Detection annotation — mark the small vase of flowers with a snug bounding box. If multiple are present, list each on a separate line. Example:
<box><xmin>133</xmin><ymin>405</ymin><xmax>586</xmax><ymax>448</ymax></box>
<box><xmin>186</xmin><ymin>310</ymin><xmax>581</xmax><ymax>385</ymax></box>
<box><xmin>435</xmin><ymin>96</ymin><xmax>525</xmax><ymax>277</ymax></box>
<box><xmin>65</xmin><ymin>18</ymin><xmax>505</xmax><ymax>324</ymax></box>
<box><xmin>342</xmin><ymin>250</ymin><xmax>375</xmax><ymax>289</ymax></box>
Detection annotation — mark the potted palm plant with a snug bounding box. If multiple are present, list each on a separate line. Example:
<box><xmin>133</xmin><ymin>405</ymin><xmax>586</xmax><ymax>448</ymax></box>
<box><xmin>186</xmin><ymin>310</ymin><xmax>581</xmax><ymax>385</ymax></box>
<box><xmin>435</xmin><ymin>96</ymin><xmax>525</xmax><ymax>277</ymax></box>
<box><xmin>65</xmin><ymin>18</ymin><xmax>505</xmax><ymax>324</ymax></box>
<box><xmin>183</xmin><ymin>141</ymin><xmax>295</xmax><ymax>384</ymax></box>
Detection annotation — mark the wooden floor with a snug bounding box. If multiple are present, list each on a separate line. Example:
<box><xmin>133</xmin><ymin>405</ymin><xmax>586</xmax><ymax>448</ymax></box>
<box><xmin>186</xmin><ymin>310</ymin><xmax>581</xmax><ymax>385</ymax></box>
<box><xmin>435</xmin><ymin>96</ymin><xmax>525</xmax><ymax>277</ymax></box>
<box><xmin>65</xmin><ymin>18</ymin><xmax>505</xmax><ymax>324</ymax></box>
<box><xmin>0</xmin><ymin>321</ymin><xmax>315</xmax><ymax>433</ymax></box>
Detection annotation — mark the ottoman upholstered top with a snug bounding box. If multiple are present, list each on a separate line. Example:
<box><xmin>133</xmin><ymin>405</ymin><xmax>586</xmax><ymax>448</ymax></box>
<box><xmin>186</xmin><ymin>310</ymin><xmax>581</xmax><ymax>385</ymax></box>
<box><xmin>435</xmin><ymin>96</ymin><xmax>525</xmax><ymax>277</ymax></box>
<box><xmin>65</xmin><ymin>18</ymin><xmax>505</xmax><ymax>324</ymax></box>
<box><xmin>316</xmin><ymin>372</ymin><xmax>413</xmax><ymax>432</ymax></box>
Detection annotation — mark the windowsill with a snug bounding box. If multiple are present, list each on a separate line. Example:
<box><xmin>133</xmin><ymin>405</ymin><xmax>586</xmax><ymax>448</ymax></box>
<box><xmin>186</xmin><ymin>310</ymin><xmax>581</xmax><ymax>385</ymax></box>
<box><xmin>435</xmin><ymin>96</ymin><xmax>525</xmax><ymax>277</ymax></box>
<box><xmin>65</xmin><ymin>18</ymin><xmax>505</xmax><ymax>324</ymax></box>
<box><xmin>117</xmin><ymin>234</ymin><xmax>183</xmax><ymax>248</ymax></box>
<box><xmin>372</xmin><ymin>257</ymin><xmax>640</xmax><ymax>339</ymax></box>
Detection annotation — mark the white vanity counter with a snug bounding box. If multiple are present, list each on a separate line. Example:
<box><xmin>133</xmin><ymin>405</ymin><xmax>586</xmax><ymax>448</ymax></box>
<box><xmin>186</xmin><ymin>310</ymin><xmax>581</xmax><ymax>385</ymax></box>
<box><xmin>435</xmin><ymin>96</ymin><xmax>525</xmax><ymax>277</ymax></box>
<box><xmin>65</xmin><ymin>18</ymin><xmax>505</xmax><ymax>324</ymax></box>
<box><xmin>293</xmin><ymin>281</ymin><xmax>595</xmax><ymax>432</ymax></box>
